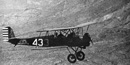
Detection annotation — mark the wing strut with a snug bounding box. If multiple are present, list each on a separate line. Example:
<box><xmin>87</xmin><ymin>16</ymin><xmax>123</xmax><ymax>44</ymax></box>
<box><xmin>87</xmin><ymin>25</ymin><xmax>90</xmax><ymax>31</ymax></box>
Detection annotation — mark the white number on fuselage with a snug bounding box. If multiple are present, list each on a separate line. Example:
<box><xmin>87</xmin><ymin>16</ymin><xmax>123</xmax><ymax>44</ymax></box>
<box><xmin>38</xmin><ymin>39</ymin><xmax>43</xmax><ymax>46</ymax></box>
<box><xmin>32</xmin><ymin>39</ymin><xmax>43</xmax><ymax>46</ymax></box>
<box><xmin>32</xmin><ymin>39</ymin><xmax>37</xmax><ymax>45</ymax></box>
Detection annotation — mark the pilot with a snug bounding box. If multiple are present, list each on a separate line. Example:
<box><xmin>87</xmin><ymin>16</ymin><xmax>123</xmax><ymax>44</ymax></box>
<box><xmin>58</xmin><ymin>32</ymin><xmax>64</xmax><ymax>39</ymax></box>
<box><xmin>54</xmin><ymin>32</ymin><xmax>58</xmax><ymax>38</ymax></box>
<box><xmin>67</xmin><ymin>32</ymin><xmax>76</xmax><ymax>45</ymax></box>
<box><xmin>67</xmin><ymin>32</ymin><xmax>75</xmax><ymax>38</ymax></box>
<box><xmin>57</xmin><ymin>32</ymin><xmax>66</xmax><ymax>44</ymax></box>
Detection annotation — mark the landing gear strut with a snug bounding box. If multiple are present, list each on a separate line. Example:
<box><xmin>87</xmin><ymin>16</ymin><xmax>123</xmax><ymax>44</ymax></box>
<box><xmin>67</xmin><ymin>47</ymin><xmax>85</xmax><ymax>63</ymax></box>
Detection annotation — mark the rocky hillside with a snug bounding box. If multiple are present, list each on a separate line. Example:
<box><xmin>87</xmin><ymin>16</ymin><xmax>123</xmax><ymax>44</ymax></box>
<box><xmin>0</xmin><ymin>0</ymin><xmax>130</xmax><ymax>65</ymax></box>
<box><xmin>0</xmin><ymin>0</ymin><xmax>129</xmax><ymax>36</ymax></box>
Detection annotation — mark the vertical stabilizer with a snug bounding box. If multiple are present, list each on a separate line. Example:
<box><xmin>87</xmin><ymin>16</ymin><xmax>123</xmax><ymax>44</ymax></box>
<box><xmin>2</xmin><ymin>27</ymin><xmax>15</xmax><ymax>42</ymax></box>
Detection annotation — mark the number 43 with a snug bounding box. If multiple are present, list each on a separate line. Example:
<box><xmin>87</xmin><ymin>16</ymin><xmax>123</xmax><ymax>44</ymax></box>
<box><xmin>32</xmin><ymin>38</ymin><xmax>43</xmax><ymax>46</ymax></box>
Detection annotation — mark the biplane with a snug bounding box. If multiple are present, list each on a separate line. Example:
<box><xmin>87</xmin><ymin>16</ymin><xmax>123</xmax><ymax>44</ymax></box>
<box><xmin>2</xmin><ymin>22</ymin><xmax>95</xmax><ymax>63</ymax></box>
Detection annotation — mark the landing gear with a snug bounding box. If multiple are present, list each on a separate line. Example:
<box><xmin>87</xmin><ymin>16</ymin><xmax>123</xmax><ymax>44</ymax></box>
<box><xmin>67</xmin><ymin>54</ymin><xmax>76</xmax><ymax>63</ymax></box>
<box><xmin>66</xmin><ymin>47</ymin><xmax>85</xmax><ymax>63</ymax></box>
<box><xmin>76</xmin><ymin>51</ymin><xmax>85</xmax><ymax>61</ymax></box>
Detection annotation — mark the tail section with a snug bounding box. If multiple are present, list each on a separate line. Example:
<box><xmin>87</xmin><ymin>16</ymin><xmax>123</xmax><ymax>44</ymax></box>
<box><xmin>2</xmin><ymin>26</ymin><xmax>15</xmax><ymax>42</ymax></box>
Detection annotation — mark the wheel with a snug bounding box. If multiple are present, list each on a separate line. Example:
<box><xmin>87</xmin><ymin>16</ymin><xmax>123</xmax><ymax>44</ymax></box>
<box><xmin>76</xmin><ymin>51</ymin><xmax>85</xmax><ymax>61</ymax></box>
<box><xmin>67</xmin><ymin>54</ymin><xmax>77</xmax><ymax>63</ymax></box>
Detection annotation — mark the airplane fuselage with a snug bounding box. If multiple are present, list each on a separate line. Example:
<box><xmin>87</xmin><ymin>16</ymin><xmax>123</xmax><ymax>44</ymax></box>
<box><xmin>8</xmin><ymin>35</ymin><xmax>88</xmax><ymax>47</ymax></box>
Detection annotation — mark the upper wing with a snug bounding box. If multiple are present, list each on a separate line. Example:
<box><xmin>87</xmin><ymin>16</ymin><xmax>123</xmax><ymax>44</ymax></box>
<box><xmin>75</xmin><ymin>21</ymin><xmax>96</xmax><ymax>27</ymax></box>
<box><xmin>41</xmin><ymin>21</ymin><xmax>96</xmax><ymax>31</ymax></box>
<box><xmin>43</xmin><ymin>27</ymin><xmax>76</xmax><ymax>31</ymax></box>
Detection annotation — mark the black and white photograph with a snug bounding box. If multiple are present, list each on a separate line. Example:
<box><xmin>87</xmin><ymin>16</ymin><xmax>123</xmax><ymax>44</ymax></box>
<box><xmin>0</xmin><ymin>0</ymin><xmax>130</xmax><ymax>65</ymax></box>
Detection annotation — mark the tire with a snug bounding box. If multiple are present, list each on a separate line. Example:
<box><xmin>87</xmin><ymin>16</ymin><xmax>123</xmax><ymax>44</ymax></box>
<box><xmin>76</xmin><ymin>51</ymin><xmax>85</xmax><ymax>61</ymax></box>
<box><xmin>67</xmin><ymin>54</ymin><xmax>76</xmax><ymax>63</ymax></box>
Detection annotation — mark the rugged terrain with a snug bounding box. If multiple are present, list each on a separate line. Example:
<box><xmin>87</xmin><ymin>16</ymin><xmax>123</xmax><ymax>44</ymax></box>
<box><xmin>0</xmin><ymin>0</ymin><xmax>130</xmax><ymax>65</ymax></box>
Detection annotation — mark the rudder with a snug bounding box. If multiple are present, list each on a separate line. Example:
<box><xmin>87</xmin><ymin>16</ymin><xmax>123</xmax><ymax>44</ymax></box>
<box><xmin>2</xmin><ymin>27</ymin><xmax>15</xmax><ymax>42</ymax></box>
